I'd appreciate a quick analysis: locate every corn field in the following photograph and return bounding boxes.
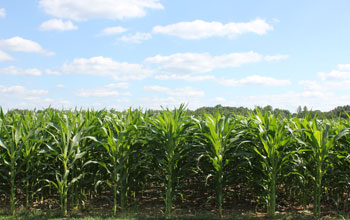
[0,105,350,218]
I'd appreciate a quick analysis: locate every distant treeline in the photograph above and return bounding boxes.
[5,104,350,119]
[189,104,350,119]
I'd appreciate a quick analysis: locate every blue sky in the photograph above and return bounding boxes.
[1,0,350,112]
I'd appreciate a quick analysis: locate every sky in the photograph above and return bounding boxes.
[1,0,350,112]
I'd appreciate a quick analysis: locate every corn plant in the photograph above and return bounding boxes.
[195,111,242,217]
[335,116,350,212]
[144,104,194,217]
[99,109,144,215]
[0,111,23,215]
[248,110,294,217]
[18,111,45,208]
[293,116,348,217]
[44,110,97,216]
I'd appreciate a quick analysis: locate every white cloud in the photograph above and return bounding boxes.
[60,56,153,81]
[56,84,65,88]
[0,85,48,96]
[144,85,170,92]
[19,98,72,109]
[0,8,5,18]
[39,0,163,21]
[39,19,78,31]
[77,90,119,98]
[145,51,262,74]
[218,75,291,86]
[0,85,74,110]
[234,90,347,112]
[169,87,205,97]
[77,83,130,97]
[152,18,273,39]
[317,64,350,81]
[312,64,350,94]
[215,97,226,102]
[264,54,289,61]
[0,37,54,56]
[318,70,350,80]
[337,64,350,71]
[309,64,350,89]
[145,52,288,75]
[0,66,42,76]
[298,80,323,91]
[155,74,215,81]
[323,80,350,89]
[99,26,127,36]
[104,82,129,89]
[144,86,205,97]
[45,69,61,75]
[229,73,350,111]
[301,73,350,91]
[0,50,14,61]
[119,32,152,43]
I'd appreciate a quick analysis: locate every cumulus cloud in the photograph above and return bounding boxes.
[45,69,61,75]
[318,64,350,80]
[144,86,205,97]
[155,74,215,81]
[232,72,350,111]
[39,0,163,21]
[318,70,350,80]
[152,18,273,39]
[59,56,153,81]
[0,84,75,110]
[39,19,78,31]
[218,75,291,86]
[155,73,290,86]
[298,80,324,91]
[234,89,347,112]
[77,90,119,98]
[338,64,350,71]
[0,50,14,61]
[144,86,171,92]
[145,52,262,74]
[0,85,48,96]
[215,97,226,102]
[0,37,54,56]
[77,83,130,97]
[145,52,288,75]
[99,26,127,36]
[0,8,5,18]
[301,66,350,90]
[0,66,42,76]
[104,82,129,89]
[118,32,152,43]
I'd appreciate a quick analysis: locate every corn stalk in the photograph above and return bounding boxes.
[44,111,97,216]
[248,110,295,217]
[196,111,242,217]
[144,104,193,218]
[293,116,348,217]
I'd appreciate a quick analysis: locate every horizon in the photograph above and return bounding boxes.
[2,103,348,115]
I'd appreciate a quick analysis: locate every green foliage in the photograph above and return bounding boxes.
[195,110,243,217]
[99,109,145,215]
[0,105,350,218]
[142,104,196,217]
[247,109,297,217]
